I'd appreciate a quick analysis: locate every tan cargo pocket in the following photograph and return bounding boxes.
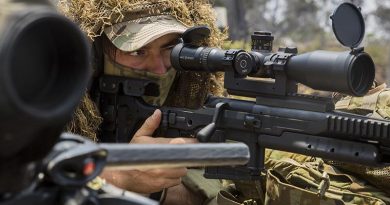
[265,169,342,205]
[264,159,388,205]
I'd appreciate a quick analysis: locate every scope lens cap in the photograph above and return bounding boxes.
[331,2,365,48]
[182,26,211,44]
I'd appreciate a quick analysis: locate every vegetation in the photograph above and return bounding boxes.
[213,0,390,84]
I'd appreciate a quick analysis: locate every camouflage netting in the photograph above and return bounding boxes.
[325,161,390,196]
[59,0,228,108]
[58,0,226,47]
[65,93,102,141]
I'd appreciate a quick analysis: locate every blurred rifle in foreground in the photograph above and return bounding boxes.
[0,0,249,204]
[97,3,390,181]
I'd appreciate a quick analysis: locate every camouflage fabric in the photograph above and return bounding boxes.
[182,169,223,205]
[263,150,390,205]
[217,83,390,205]
[261,83,390,205]
[265,169,386,205]
[217,150,390,205]
[262,83,390,205]
[328,83,390,196]
[104,15,187,52]
[335,83,390,119]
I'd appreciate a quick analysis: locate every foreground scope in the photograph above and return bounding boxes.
[171,32,375,97]
[0,1,90,160]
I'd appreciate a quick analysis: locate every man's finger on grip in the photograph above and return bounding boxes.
[169,137,198,144]
[147,167,187,178]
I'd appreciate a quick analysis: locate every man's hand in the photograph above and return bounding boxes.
[101,109,198,194]
[131,109,197,145]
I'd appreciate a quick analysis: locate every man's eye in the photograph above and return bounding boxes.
[163,45,176,50]
[125,49,147,56]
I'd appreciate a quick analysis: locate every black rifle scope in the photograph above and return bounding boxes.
[0,1,90,161]
[0,0,90,193]
[171,31,374,97]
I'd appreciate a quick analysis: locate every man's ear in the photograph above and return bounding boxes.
[88,36,104,101]
[92,36,104,78]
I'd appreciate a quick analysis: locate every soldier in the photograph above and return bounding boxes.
[61,1,390,205]
[60,0,226,204]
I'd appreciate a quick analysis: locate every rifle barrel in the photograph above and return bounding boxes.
[100,143,250,170]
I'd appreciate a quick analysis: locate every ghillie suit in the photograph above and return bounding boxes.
[65,93,102,141]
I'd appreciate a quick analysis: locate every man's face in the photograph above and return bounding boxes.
[113,33,180,74]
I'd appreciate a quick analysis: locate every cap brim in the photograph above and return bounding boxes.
[104,15,187,52]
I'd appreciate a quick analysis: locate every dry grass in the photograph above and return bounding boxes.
[65,94,102,141]
[58,0,227,47]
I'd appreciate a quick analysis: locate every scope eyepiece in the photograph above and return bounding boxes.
[171,43,254,76]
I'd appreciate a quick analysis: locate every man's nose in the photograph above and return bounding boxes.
[146,53,167,74]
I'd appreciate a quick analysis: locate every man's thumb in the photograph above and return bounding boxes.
[133,109,161,138]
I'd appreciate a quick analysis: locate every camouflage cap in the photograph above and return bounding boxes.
[104,15,187,52]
